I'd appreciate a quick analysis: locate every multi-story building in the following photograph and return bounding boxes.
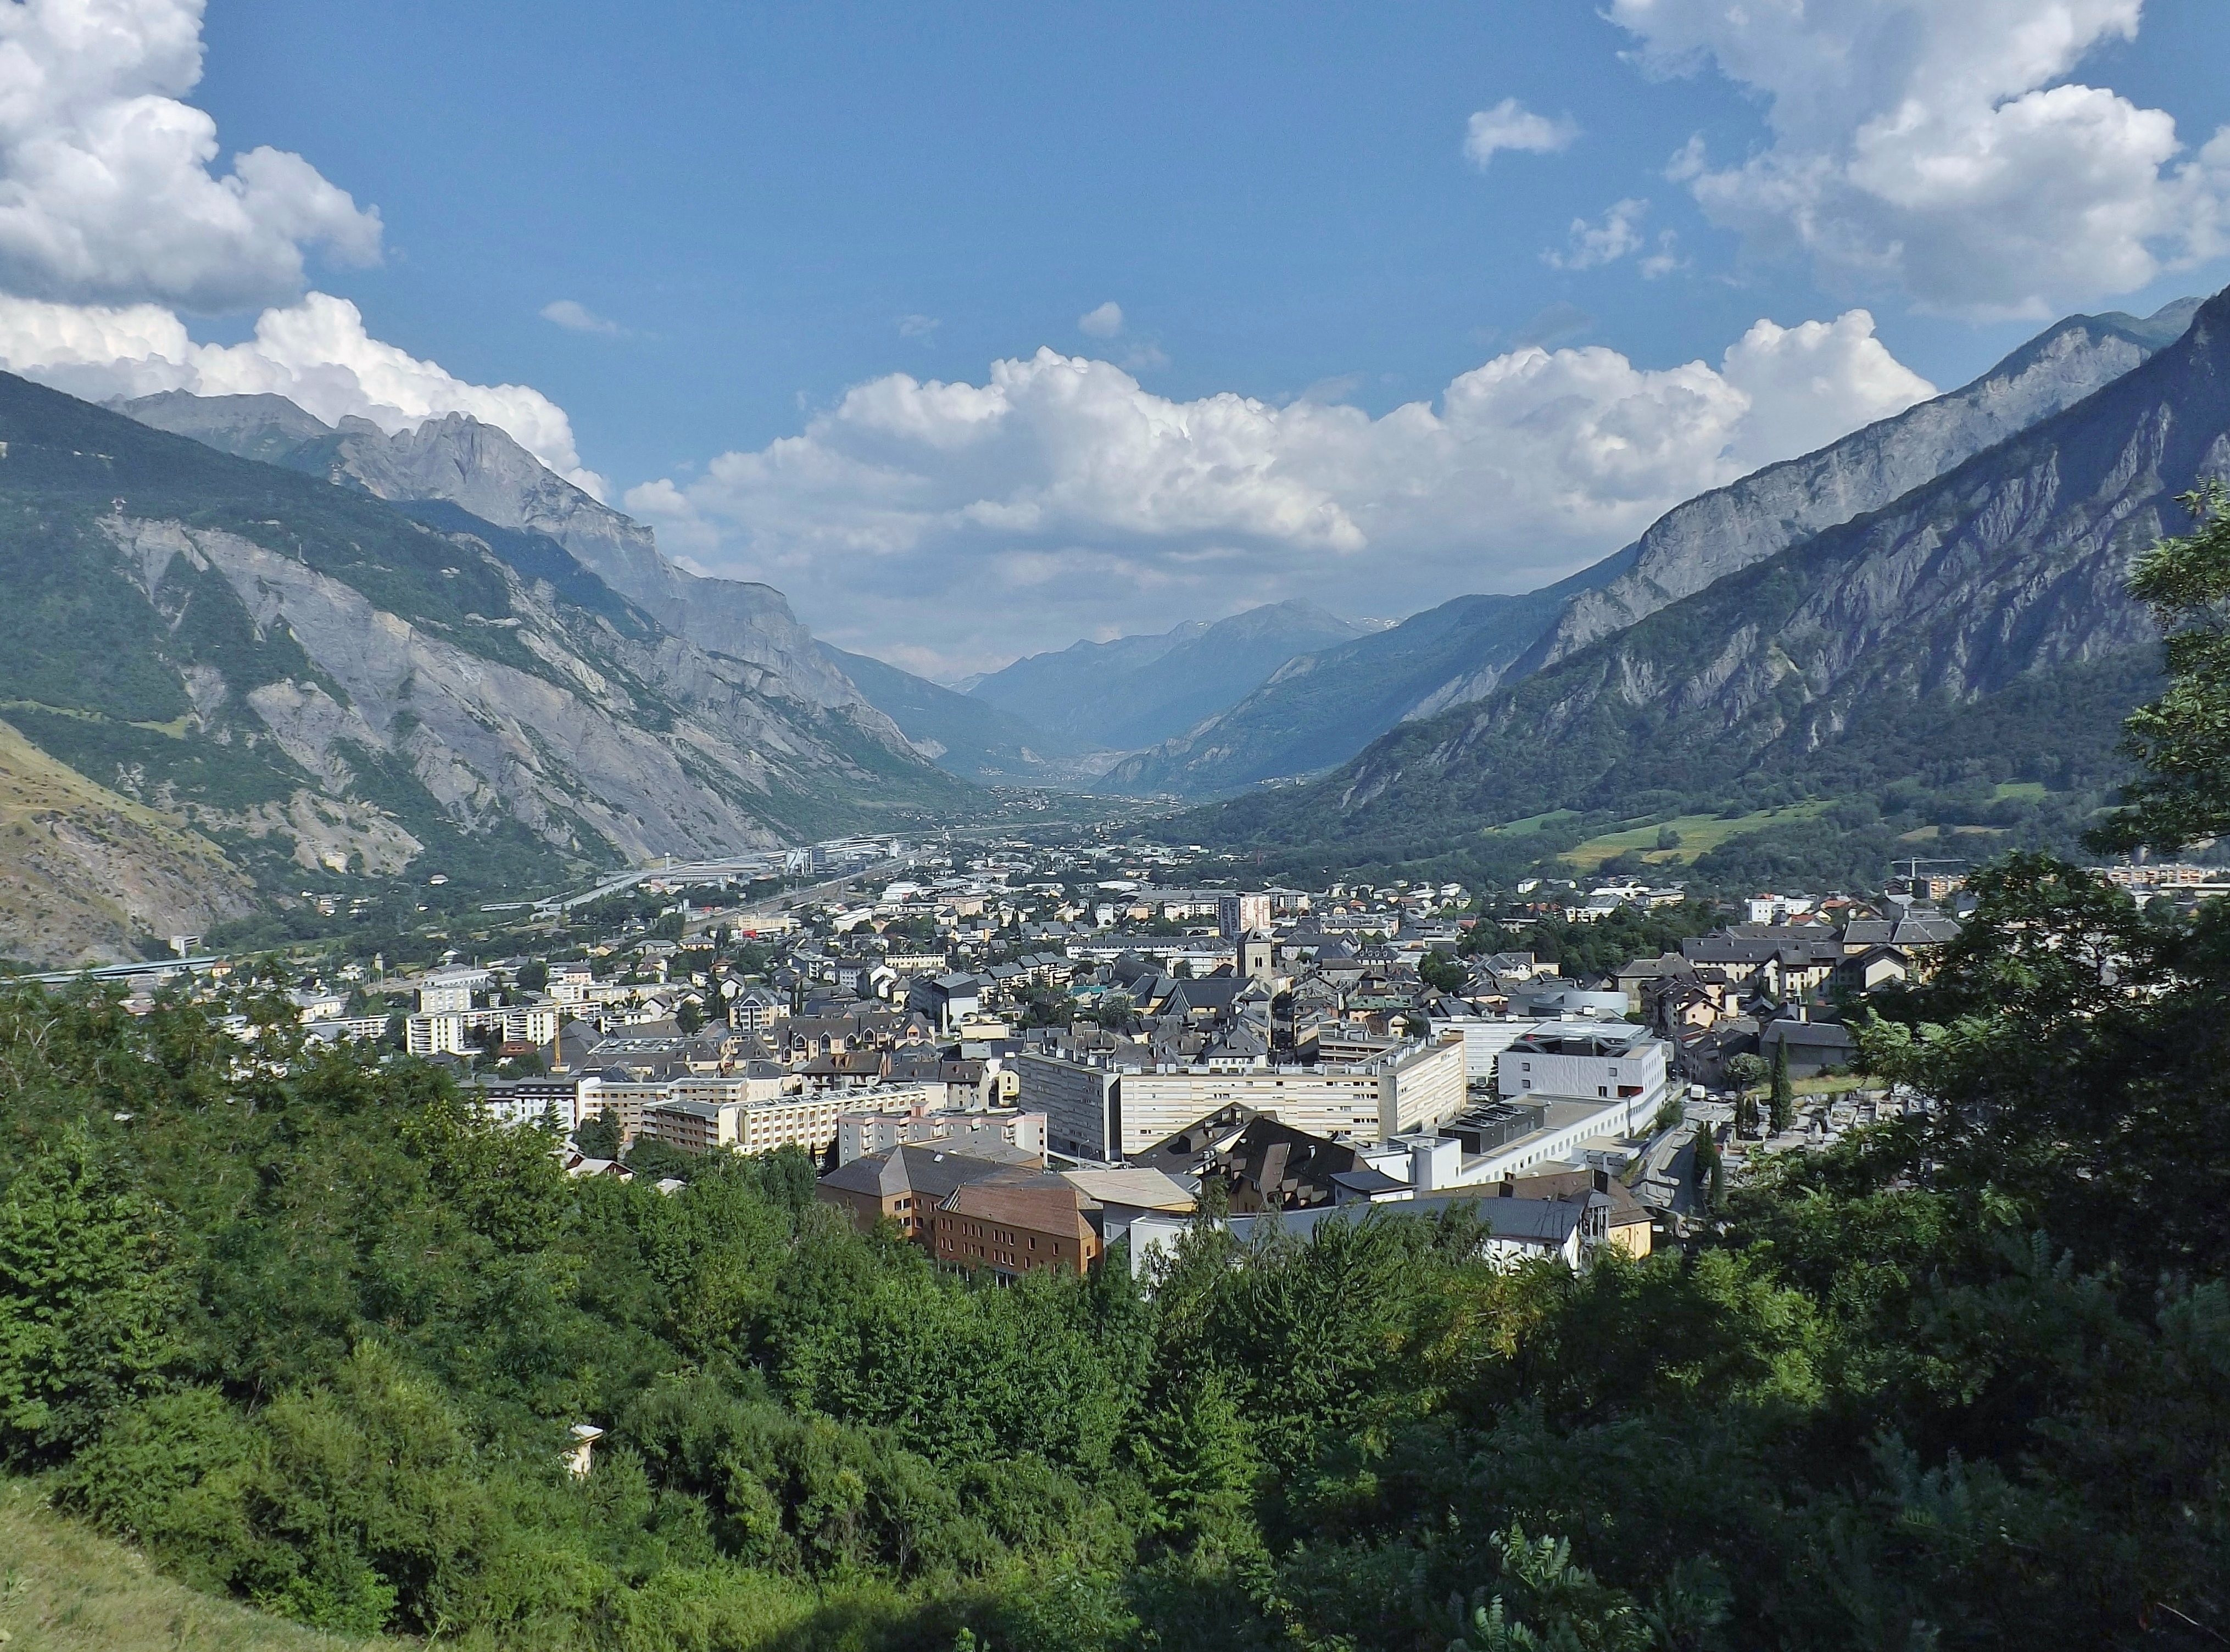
[1496,1023,1669,1130]
[835,1104,1048,1165]
[415,967,489,1015]
[929,1170,1104,1279]
[1022,1034,1466,1162]
[816,1141,1037,1244]
[1217,892,1273,939]
[404,1001,558,1058]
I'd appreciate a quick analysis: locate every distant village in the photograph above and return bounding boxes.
[81,834,2230,1282]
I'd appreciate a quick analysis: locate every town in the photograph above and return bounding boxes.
[70,828,2229,1288]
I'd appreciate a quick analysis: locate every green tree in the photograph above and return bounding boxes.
[2089,482,2230,852]
[676,998,704,1036]
[575,1106,621,1158]
[1768,1041,1794,1136]
[1136,1369,1258,1550]
[1726,1053,1765,1137]
[0,1130,184,1464]
[1419,949,1469,995]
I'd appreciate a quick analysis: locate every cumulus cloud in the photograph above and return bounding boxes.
[0,0,380,311]
[0,289,605,495]
[626,311,1934,670]
[1464,98,1580,169]
[1078,301,1124,338]
[541,298,622,336]
[1545,199,1649,270]
[1612,0,2230,319]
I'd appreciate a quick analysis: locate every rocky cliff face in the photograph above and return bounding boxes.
[0,375,968,927]
[1518,296,2201,677]
[119,394,883,723]
[0,715,254,967]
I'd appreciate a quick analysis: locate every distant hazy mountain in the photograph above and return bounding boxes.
[1106,295,2200,801]
[1197,286,2230,875]
[969,600,1378,751]
[813,643,1110,786]
[0,374,968,962]
[1095,552,1633,797]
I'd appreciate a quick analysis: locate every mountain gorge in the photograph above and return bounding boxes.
[0,376,969,963]
[1196,290,2230,882]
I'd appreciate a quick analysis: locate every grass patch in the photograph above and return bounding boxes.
[1481,808,1583,839]
[0,1478,400,1651]
[1895,823,2008,842]
[1561,802,1830,870]
[1993,780,2048,801]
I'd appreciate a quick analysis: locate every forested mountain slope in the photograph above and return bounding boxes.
[0,375,968,950]
[1096,552,1632,797]
[1195,287,2230,881]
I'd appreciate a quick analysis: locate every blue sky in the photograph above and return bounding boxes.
[5,1,2230,672]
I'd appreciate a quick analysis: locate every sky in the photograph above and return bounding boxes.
[3,1,2230,678]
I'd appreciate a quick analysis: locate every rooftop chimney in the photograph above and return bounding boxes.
[1499,1175,1515,1198]
[1593,1167,1610,1194]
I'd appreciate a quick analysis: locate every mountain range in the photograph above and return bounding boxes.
[1105,295,2201,800]
[1192,290,2230,885]
[0,376,972,965]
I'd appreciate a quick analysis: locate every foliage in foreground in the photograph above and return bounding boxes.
[0,879,2225,1651]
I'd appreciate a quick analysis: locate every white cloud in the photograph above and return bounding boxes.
[1078,301,1124,338]
[0,289,605,495]
[897,312,940,339]
[627,312,1933,669]
[1638,231,1687,280]
[1545,199,1649,271]
[541,298,622,336]
[0,0,380,311]
[1464,98,1580,169]
[1611,0,2230,319]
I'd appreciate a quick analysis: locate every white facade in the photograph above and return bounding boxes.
[1497,1030,1669,1124]
[1434,1015,1548,1080]
[1023,1035,1467,1161]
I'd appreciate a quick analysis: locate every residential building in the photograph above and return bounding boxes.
[1021,1033,1465,1161]
[816,1142,1037,1244]
[931,1169,1105,1278]
[1218,892,1273,939]
[836,1104,1048,1165]
[416,967,489,1015]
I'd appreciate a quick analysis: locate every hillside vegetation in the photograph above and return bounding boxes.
[0,1479,400,1652]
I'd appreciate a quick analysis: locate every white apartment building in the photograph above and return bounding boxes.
[1496,1024,1669,1130]
[404,1002,559,1058]
[1023,1034,1466,1162]
[415,967,490,1015]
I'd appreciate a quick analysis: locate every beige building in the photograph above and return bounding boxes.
[1023,1034,1466,1162]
